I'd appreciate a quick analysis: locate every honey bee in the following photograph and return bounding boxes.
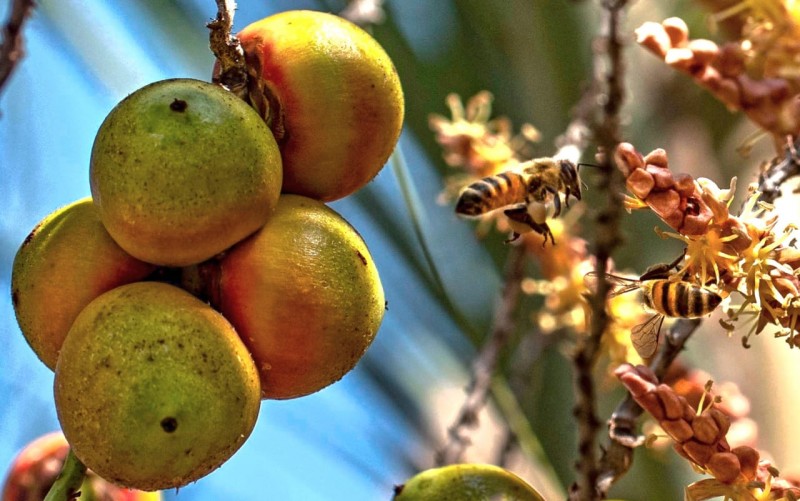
[455,157,582,243]
[585,262,722,358]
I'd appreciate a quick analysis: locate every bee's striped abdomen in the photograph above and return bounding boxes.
[455,172,528,216]
[645,280,722,318]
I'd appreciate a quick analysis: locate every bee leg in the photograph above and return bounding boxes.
[547,186,562,218]
[503,206,556,246]
[538,222,555,247]
[503,206,531,242]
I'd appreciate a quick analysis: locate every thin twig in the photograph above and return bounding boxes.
[0,0,35,100]
[758,137,800,204]
[435,243,527,466]
[570,1,628,500]
[208,0,248,99]
[595,318,701,494]
[390,149,480,340]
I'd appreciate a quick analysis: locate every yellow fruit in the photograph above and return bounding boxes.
[11,198,156,370]
[211,194,385,399]
[237,10,404,202]
[90,78,282,266]
[393,464,545,501]
[54,282,261,491]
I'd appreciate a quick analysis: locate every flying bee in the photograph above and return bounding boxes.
[455,157,583,243]
[584,262,723,358]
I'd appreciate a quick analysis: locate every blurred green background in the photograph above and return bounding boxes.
[2,1,797,500]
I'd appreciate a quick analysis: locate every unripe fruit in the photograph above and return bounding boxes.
[393,464,545,501]
[210,194,385,399]
[55,282,261,491]
[90,78,283,266]
[1,432,161,501]
[11,198,156,370]
[237,10,404,202]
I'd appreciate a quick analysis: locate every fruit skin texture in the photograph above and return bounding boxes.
[54,282,261,491]
[90,78,283,266]
[213,194,385,399]
[1,431,161,501]
[393,464,545,501]
[238,10,404,202]
[11,198,156,370]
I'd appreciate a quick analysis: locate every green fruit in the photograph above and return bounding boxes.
[54,282,261,491]
[393,464,545,501]
[11,198,156,370]
[90,78,283,266]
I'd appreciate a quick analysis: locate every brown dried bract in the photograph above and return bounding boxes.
[614,143,712,236]
[635,17,800,139]
[616,363,759,485]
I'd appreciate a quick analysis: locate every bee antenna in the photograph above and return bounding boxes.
[574,162,597,192]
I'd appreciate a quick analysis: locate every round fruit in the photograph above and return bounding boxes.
[90,78,283,266]
[1,431,161,501]
[210,194,385,399]
[237,10,404,202]
[11,198,156,370]
[393,464,545,501]
[54,282,261,491]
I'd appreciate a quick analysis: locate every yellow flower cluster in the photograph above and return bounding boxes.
[617,142,800,347]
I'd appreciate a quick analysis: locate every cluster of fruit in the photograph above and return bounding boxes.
[9,10,403,493]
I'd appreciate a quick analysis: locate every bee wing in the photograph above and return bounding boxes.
[631,314,664,359]
[583,271,640,298]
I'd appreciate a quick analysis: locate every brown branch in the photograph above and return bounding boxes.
[435,243,527,466]
[758,137,800,204]
[569,1,629,500]
[208,0,248,99]
[595,318,701,494]
[0,0,35,100]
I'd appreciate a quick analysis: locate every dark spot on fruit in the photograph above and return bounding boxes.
[184,448,193,455]
[157,338,165,345]
[21,225,39,247]
[161,417,178,433]
[170,99,188,112]
[147,354,154,362]
[393,484,405,496]
[355,250,367,266]
[11,290,18,307]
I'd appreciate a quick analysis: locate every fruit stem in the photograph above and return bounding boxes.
[208,0,248,99]
[43,448,87,501]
